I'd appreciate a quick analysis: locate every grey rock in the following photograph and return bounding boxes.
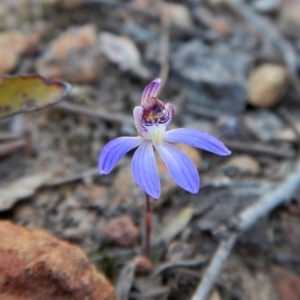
[171,40,252,113]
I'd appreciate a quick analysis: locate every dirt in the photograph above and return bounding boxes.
[1,0,300,299]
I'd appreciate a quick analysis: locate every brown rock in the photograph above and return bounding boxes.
[133,255,153,274]
[0,221,116,300]
[102,215,139,247]
[247,64,288,108]
[269,265,300,300]
[36,25,100,83]
[281,211,300,253]
[0,31,27,76]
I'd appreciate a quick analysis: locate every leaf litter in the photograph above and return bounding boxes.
[1,1,300,299]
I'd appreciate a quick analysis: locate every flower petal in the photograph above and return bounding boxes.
[159,103,174,128]
[156,142,200,194]
[145,123,166,146]
[132,141,160,199]
[164,128,231,156]
[141,78,161,105]
[99,137,142,174]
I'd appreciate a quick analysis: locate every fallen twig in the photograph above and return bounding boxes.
[0,131,20,141]
[45,167,100,187]
[191,159,300,300]
[223,139,295,158]
[0,139,27,157]
[55,101,134,125]
[234,161,300,232]
[191,234,238,300]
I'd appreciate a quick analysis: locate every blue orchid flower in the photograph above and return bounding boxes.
[99,78,231,200]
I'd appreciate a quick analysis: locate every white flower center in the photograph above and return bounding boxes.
[145,124,166,146]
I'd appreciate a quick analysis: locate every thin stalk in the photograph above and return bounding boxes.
[143,193,152,258]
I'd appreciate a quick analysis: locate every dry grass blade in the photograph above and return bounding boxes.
[153,256,208,277]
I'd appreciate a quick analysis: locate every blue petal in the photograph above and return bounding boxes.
[131,141,160,200]
[141,78,161,105]
[164,128,231,156]
[99,137,142,174]
[156,142,200,194]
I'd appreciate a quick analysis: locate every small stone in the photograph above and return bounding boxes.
[62,227,86,242]
[0,221,116,300]
[247,64,288,108]
[102,215,139,247]
[36,25,100,83]
[208,290,222,300]
[222,155,260,177]
[133,255,153,274]
[272,123,300,142]
[165,2,193,29]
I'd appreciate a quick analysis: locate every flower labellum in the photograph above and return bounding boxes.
[99,78,231,200]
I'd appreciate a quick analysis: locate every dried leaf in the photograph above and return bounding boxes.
[0,74,70,119]
[0,173,53,211]
[116,261,135,300]
[99,32,150,78]
[154,206,194,245]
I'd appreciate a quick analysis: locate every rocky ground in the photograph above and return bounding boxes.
[1,0,300,299]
